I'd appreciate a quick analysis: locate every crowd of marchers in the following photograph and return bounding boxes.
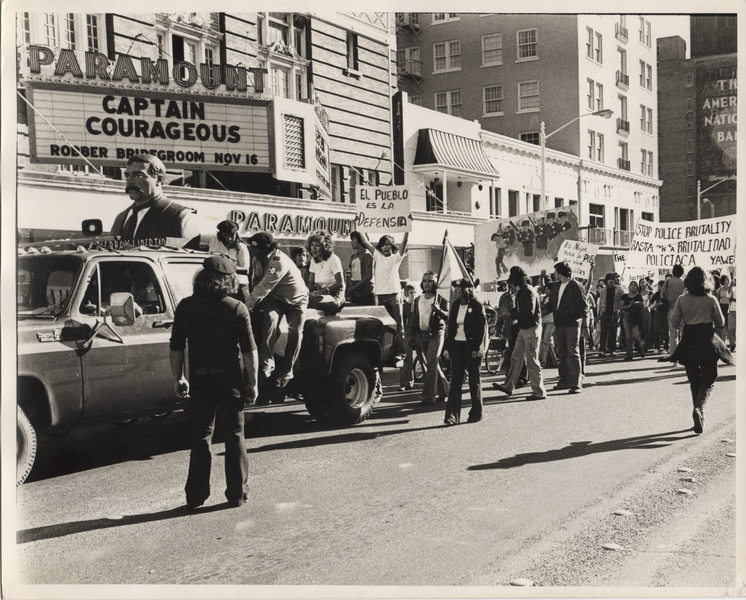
[114,152,735,510]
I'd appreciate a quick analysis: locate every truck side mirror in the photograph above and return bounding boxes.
[109,292,137,326]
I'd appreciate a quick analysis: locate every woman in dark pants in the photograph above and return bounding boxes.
[665,267,734,434]
[442,278,488,425]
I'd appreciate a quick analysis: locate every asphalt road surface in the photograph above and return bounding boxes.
[10,350,740,595]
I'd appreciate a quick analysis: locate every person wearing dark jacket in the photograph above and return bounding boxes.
[442,278,488,425]
[549,261,588,393]
[492,266,546,399]
[409,272,450,405]
[664,266,734,433]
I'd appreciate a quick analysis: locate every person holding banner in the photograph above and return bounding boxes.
[346,231,375,306]
[548,261,588,394]
[443,279,488,425]
[664,267,734,434]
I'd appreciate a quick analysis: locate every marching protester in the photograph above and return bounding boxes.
[346,231,375,306]
[307,230,346,312]
[112,154,199,244]
[548,261,588,394]
[597,272,623,357]
[443,278,487,425]
[649,281,670,353]
[169,256,258,509]
[492,266,546,400]
[717,274,733,343]
[664,266,734,434]
[200,220,251,302]
[662,263,686,358]
[619,280,647,361]
[359,231,410,362]
[409,272,450,405]
[400,284,419,391]
[245,232,308,388]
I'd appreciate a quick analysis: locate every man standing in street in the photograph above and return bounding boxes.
[346,231,375,306]
[111,154,199,245]
[662,263,686,357]
[492,266,546,400]
[245,232,309,388]
[169,256,258,509]
[200,220,251,302]
[549,261,588,394]
[597,272,623,357]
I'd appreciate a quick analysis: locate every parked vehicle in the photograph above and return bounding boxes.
[16,237,395,485]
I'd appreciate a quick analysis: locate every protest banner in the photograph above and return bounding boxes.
[475,207,578,284]
[354,185,411,233]
[557,240,599,279]
[625,215,735,272]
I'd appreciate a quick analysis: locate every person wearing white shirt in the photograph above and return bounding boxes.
[200,220,251,301]
[307,230,345,312]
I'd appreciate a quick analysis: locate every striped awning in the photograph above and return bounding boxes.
[414,129,500,178]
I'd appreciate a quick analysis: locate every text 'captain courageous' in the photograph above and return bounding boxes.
[85,95,241,142]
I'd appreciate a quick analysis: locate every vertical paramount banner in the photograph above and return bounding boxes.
[355,186,411,233]
[475,207,579,284]
[626,216,736,272]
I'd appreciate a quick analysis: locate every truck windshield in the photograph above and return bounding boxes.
[18,255,84,318]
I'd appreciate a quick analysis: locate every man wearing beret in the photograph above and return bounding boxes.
[200,220,251,301]
[111,154,199,245]
[170,256,258,509]
[245,232,309,388]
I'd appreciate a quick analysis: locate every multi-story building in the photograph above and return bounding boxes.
[396,13,662,246]
[657,15,737,222]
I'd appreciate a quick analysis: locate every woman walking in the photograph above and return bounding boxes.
[620,280,646,361]
[442,278,487,425]
[665,267,734,434]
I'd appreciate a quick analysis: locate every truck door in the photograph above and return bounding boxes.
[76,259,177,420]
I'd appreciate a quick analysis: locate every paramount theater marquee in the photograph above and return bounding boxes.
[21,45,331,196]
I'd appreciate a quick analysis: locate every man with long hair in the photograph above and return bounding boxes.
[170,256,258,509]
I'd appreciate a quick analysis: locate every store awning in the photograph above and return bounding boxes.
[414,129,500,178]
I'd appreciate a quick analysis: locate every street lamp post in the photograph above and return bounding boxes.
[701,198,714,219]
[697,179,729,220]
[540,109,613,212]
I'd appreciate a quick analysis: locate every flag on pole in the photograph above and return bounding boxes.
[436,231,474,300]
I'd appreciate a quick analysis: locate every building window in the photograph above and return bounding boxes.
[588,130,596,159]
[64,14,76,50]
[596,83,604,111]
[587,78,595,110]
[586,27,594,59]
[687,205,694,220]
[346,32,359,70]
[687,162,693,176]
[86,14,99,51]
[270,66,290,98]
[555,197,564,208]
[640,104,646,131]
[687,183,693,198]
[687,120,693,129]
[645,21,652,47]
[639,17,645,43]
[267,13,289,45]
[619,94,628,120]
[639,60,645,87]
[647,151,654,176]
[435,90,462,117]
[484,85,504,115]
[646,64,652,90]
[517,28,538,60]
[596,32,603,63]
[686,98,693,112]
[589,203,604,229]
[409,95,422,106]
[22,12,31,44]
[156,34,164,58]
[518,80,539,112]
[687,139,693,153]
[646,108,653,133]
[433,40,461,72]
[43,13,58,46]
[597,133,604,162]
[686,72,693,86]
[641,149,647,174]
[642,211,654,222]
[490,187,501,217]
[520,132,539,145]
[433,13,459,23]
[508,190,519,217]
[482,33,503,66]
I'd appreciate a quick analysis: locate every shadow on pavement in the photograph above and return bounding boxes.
[17,503,231,544]
[467,429,697,471]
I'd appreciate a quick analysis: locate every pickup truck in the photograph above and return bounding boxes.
[16,241,395,485]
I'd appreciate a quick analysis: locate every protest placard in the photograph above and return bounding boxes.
[557,240,599,279]
[625,215,735,271]
[354,185,411,233]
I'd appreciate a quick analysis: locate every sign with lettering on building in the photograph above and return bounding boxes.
[26,83,273,172]
[355,186,412,233]
[626,216,735,271]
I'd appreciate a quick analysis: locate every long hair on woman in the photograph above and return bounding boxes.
[193,268,238,296]
[307,230,333,261]
[375,234,398,254]
[683,266,714,297]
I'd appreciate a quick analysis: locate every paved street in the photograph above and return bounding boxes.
[11,350,738,592]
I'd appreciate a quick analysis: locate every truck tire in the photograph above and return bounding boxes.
[326,352,376,424]
[17,406,37,486]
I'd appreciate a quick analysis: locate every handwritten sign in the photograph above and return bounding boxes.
[626,216,735,271]
[557,240,599,279]
[355,185,411,233]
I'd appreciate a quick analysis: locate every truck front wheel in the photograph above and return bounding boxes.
[327,352,376,424]
[17,406,37,486]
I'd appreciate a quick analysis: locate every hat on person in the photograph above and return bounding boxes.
[521,220,530,226]
[203,255,236,275]
[451,278,474,289]
[246,232,275,248]
[217,220,239,233]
